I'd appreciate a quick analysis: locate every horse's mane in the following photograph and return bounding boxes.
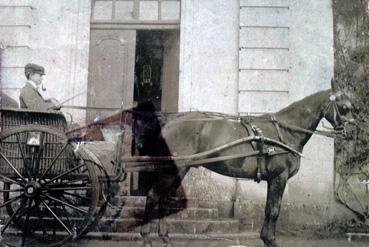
[164,89,331,124]
[276,89,331,117]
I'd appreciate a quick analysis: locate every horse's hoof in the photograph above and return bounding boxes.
[143,241,152,247]
[264,241,282,247]
[275,241,283,247]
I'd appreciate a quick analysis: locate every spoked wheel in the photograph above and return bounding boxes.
[72,146,112,231]
[0,125,100,247]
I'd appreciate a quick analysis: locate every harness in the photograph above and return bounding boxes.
[124,91,353,183]
[240,118,289,183]
[240,92,353,183]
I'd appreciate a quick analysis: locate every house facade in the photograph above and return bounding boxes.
[0,0,355,229]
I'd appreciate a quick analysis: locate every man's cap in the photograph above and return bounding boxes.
[24,63,45,77]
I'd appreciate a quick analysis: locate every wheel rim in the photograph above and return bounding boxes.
[0,125,100,247]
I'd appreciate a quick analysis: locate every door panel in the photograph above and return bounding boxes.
[162,30,180,112]
[87,30,136,122]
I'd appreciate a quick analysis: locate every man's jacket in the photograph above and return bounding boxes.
[19,83,56,111]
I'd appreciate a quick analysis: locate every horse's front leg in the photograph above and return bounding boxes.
[261,171,288,247]
[140,171,184,247]
[158,204,173,247]
[140,191,158,247]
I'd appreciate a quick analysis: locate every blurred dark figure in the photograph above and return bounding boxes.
[132,101,186,247]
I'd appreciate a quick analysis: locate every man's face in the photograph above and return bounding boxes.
[29,72,43,86]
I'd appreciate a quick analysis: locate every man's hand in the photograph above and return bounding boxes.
[50,97,62,110]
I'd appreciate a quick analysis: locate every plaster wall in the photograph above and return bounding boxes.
[0,0,91,124]
[237,0,336,203]
[179,0,355,228]
[0,0,32,100]
[178,0,240,114]
[0,0,356,229]
[30,0,91,124]
[178,0,240,207]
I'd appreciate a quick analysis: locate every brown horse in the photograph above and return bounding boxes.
[136,80,355,247]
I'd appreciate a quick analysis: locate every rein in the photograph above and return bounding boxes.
[271,94,349,139]
[273,118,341,138]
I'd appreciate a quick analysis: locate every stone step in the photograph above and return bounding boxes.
[112,196,146,207]
[165,219,239,234]
[0,215,239,235]
[104,206,219,219]
[3,228,259,242]
[82,231,260,241]
[96,218,240,234]
[111,196,219,209]
[95,217,141,232]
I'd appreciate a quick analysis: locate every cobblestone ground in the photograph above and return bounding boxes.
[65,235,369,247]
[2,231,369,246]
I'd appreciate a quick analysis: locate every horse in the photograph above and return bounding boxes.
[134,79,355,247]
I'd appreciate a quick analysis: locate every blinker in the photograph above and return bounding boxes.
[329,91,344,102]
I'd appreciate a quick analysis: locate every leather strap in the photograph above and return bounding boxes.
[271,114,285,144]
[241,118,258,150]
[253,125,264,183]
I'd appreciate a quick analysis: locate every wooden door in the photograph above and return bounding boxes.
[87,30,136,122]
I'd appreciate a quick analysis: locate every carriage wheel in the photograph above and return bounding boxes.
[72,145,112,231]
[0,125,100,247]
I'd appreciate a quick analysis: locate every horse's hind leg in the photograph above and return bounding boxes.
[260,171,288,247]
[141,222,152,247]
[158,210,173,247]
[140,171,184,247]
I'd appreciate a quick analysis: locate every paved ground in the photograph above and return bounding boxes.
[68,238,369,247]
[64,232,369,247]
[3,231,369,246]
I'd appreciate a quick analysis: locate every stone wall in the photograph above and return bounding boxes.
[0,0,32,100]
[0,0,362,231]
[178,0,240,114]
[0,0,91,124]
[179,0,357,231]
[31,0,91,124]
[178,0,240,209]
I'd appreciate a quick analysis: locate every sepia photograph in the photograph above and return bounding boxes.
[0,0,369,246]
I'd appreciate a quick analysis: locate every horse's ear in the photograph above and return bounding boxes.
[341,86,355,101]
[331,78,340,93]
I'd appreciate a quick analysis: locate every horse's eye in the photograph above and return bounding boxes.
[340,104,352,114]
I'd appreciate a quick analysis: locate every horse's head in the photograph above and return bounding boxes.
[133,101,162,155]
[322,79,356,138]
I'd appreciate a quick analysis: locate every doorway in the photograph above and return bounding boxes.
[134,30,180,113]
[132,30,180,195]
[87,29,180,122]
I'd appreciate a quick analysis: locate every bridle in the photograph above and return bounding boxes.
[321,91,356,139]
[269,91,355,140]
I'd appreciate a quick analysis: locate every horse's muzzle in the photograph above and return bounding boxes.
[335,121,357,140]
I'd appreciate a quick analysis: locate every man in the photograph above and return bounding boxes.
[19,63,61,111]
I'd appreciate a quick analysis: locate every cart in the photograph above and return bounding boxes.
[0,107,299,247]
[0,108,112,247]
